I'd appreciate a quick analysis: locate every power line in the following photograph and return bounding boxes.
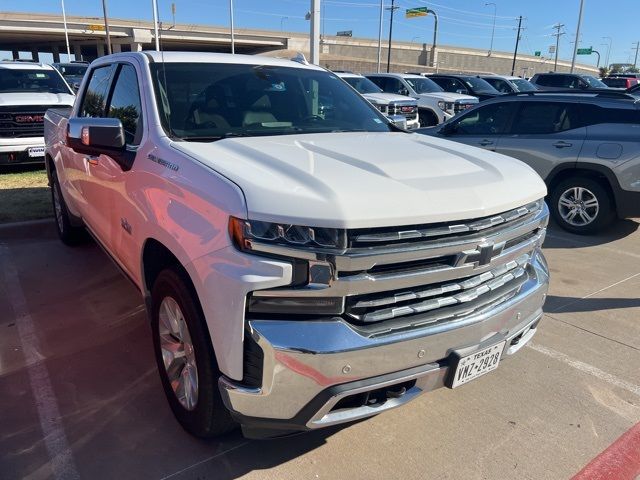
[551,22,565,71]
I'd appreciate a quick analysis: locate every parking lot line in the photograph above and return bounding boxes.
[527,342,640,397]
[0,245,80,480]
[570,421,640,480]
[158,441,250,480]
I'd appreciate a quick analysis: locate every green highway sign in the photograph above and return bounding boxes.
[406,7,428,18]
[534,51,541,57]
[577,47,593,55]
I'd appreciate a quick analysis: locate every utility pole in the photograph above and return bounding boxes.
[511,16,522,76]
[485,3,496,56]
[602,36,612,69]
[229,0,235,54]
[101,0,112,55]
[61,0,71,59]
[386,0,399,73]
[152,0,160,51]
[633,41,640,69]
[570,0,584,73]
[376,0,384,72]
[552,23,565,72]
[310,0,320,64]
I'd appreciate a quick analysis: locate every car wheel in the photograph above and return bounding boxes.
[151,267,237,438]
[418,109,439,127]
[51,170,87,245]
[550,177,614,234]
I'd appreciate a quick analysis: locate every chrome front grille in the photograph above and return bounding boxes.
[0,106,48,138]
[249,201,548,334]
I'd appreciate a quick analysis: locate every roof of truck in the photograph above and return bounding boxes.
[0,61,54,70]
[136,51,325,70]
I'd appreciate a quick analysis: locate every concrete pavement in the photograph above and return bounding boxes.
[1,219,639,480]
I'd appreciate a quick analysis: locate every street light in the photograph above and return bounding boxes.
[570,0,585,73]
[60,0,71,60]
[280,16,288,31]
[485,2,496,57]
[602,36,612,68]
[229,0,235,54]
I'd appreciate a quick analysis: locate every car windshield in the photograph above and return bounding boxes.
[404,77,443,93]
[0,68,72,94]
[581,75,608,88]
[462,76,499,93]
[57,65,88,77]
[342,76,382,94]
[150,63,393,141]
[511,79,537,91]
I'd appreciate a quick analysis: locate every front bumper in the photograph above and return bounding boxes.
[219,251,549,438]
[0,137,45,164]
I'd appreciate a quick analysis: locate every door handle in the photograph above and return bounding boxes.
[84,155,99,166]
[478,139,494,146]
[553,141,573,148]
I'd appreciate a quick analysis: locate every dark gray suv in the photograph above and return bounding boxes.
[418,91,640,234]
[530,72,608,91]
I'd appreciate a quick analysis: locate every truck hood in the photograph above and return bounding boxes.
[172,132,546,228]
[362,92,416,104]
[417,92,477,103]
[0,92,75,107]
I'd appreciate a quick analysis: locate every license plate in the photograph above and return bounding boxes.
[28,146,45,158]
[449,341,506,388]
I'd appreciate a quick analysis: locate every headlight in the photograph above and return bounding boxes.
[438,100,446,110]
[229,217,347,251]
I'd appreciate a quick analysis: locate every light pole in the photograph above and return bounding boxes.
[570,0,585,73]
[485,2,496,57]
[152,0,160,51]
[61,0,71,60]
[229,0,235,54]
[310,0,320,65]
[386,0,398,72]
[511,15,522,76]
[602,36,612,69]
[101,0,112,55]
[376,0,384,73]
[280,16,288,32]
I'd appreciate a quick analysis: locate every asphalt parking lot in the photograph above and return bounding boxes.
[1,218,639,480]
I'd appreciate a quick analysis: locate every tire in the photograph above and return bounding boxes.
[549,177,615,234]
[50,170,87,245]
[418,109,439,127]
[151,267,237,438]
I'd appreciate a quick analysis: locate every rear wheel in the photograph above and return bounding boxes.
[550,177,615,234]
[50,170,87,245]
[418,109,439,127]
[151,268,236,438]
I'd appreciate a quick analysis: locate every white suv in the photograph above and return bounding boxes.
[0,61,74,165]
[366,73,478,126]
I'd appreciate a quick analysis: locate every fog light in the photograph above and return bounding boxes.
[247,296,344,315]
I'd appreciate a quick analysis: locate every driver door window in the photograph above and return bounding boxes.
[453,102,514,135]
[106,64,144,146]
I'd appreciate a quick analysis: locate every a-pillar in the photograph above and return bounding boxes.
[52,46,61,63]
[11,49,19,60]
[73,44,82,61]
[129,42,143,52]
[96,42,105,57]
[112,44,122,53]
[31,48,40,62]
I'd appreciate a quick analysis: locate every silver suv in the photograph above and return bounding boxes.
[418,91,640,234]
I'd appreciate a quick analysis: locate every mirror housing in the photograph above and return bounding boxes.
[440,122,457,135]
[399,88,410,96]
[387,114,407,130]
[456,89,469,95]
[67,117,125,155]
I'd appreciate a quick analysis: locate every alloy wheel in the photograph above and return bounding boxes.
[558,186,599,227]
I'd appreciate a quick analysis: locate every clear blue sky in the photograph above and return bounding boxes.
[7,0,638,67]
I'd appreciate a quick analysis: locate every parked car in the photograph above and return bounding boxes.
[530,72,608,90]
[335,72,419,129]
[44,51,549,439]
[417,91,640,234]
[51,61,89,92]
[601,76,640,89]
[0,61,74,166]
[426,74,503,102]
[481,75,538,93]
[365,73,477,126]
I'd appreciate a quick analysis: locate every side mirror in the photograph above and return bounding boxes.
[71,82,81,93]
[440,122,457,135]
[399,88,410,96]
[456,89,469,95]
[580,82,590,89]
[67,117,125,155]
[388,114,407,130]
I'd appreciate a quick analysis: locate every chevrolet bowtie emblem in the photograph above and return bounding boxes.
[456,241,506,268]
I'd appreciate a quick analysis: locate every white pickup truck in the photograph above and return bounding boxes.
[0,61,74,165]
[44,52,549,439]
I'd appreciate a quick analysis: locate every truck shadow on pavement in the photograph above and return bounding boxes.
[544,295,640,314]
[543,219,639,249]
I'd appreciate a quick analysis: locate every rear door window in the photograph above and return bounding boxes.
[486,78,511,93]
[510,102,582,134]
[79,64,116,117]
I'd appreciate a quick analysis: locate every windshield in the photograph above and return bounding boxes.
[462,76,499,93]
[342,76,382,94]
[404,77,443,94]
[511,79,537,92]
[581,75,607,88]
[150,63,393,141]
[56,64,88,77]
[0,68,72,94]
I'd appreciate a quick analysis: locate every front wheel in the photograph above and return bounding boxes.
[51,170,87,245]
[151,268,236,438]
[418,109,439,127]
[549,177,615,234]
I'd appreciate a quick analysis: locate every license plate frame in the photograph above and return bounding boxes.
[448,341,506,388]
[28,146,45,158]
